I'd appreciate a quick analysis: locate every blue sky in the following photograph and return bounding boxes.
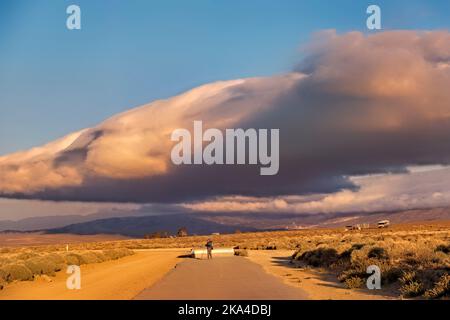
[1,0,450,155]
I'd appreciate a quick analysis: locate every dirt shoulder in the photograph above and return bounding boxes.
[0,249,185,300]
[247,250,398,300]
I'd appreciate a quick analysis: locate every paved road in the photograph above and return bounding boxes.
[135,256,308,300]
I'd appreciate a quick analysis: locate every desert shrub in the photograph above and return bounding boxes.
[15,252,39,261]
[352,244,365,250]
[45,253,65,266]
[367,247,389,260]
[291,250,301,260]
[383,267,403,284]
[401,256,422,268]
[424,273,450,299]
[0,257,12,266]
[79,252,102,264]
[234,249,248,257]
[337,265,366,283]
[64,253,82,266]
[338,249,353,261]
[299,248,339,268]
[93,251,107,262]
[400,281,425,298]
[24,256,61,276]
[104,249,123,260]
[0,277,5,290]
[435,244,450,254]
[400,271,425,298]
[118,248,134,257]
[338,244,365,264]
[1,264,33,282]
[23,259,44,275]
[344,276,365,289]
[0,268,6,281]
[417,269,447,290]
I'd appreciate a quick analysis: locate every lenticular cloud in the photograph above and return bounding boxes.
[1,30,450,203]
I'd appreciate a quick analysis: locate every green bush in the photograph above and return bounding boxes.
[1,264,33,282]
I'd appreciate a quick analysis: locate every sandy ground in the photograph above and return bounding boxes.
[247,250,397,300]
[0,232,129,247]
[0,249,185,300]
[0,249,400,300]
[136,256,308,300]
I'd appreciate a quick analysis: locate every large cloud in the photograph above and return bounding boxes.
[181,165,450,214]
[1,30,450,203]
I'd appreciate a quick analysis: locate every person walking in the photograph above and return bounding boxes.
[205,239,213,259]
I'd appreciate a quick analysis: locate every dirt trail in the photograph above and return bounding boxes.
[135,256,308,300]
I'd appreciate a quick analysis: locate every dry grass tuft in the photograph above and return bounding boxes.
[424,274,450,299]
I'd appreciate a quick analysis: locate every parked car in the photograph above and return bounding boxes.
[377,220,390,228]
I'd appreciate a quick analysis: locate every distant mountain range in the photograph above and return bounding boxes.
[0,215,92,232]
[1,207,449,237]
[46,214,260,237]
[0,209,147,232]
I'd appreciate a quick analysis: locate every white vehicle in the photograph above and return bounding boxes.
[377,220,390,228]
